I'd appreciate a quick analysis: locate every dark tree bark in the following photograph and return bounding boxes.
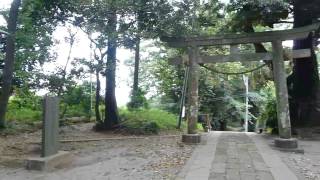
[132,35,140,100]
[129,8,143,109]
[104,8,119,129]
[290,0,320,127]
[95,66,101,122]
[0,0,21,128]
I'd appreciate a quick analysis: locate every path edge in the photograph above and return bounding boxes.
[248,133,298,180]
[176,131,221,180]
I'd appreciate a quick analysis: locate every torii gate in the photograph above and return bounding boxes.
[161,23,320,148]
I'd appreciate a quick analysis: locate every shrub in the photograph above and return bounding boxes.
[257,82,278,134]
[119,109,177,134]
[6,94,41,123]
[6,108,41,123]
[127,88,149,110]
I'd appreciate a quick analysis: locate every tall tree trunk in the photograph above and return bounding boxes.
[104,8,119,129]
[133,36,140,97]
[290,0,320,127]
[0,0,21,129]
[131,35,140,107]
[129,8,144,109]
[95,68,101,122]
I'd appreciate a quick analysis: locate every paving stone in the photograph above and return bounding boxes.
[211,163,226,173]
[228,154,238,159]
[215,150,225,154]
[209,133,275,180]
[226,162,240,169]
[227,158,239,163]
[209,173,226,180]
[256,170,274,180]
[214,155,228,163]
[240,172,256,180]
[239,163,255,173]
[239,154,251,163]
[253,161,269,171]
[226,168,240,180]
[250,152,264,162]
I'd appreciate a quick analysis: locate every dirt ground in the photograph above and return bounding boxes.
[261,131,320,180]
[2,123,320,180]
[0,123,195,180]
[279,138,320,180]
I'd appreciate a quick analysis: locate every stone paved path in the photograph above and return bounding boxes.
[209,133,273,180]
[178,132,298,180]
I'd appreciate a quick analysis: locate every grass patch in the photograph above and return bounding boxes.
[119,109,178,134]
[197,123,204,132]
[6,108,41,124]
[64,106,89,118]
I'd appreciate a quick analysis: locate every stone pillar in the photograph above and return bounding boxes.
[42,96,59,157]
[187,46,199,135]
[26,96,73,171]
[272,41,292,139]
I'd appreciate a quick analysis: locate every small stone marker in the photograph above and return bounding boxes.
[26,96,72,171]
[42,96,59,157]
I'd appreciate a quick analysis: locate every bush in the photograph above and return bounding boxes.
[257,82,278,133]
[119,109,178,134]
[127,88,149,110]
[6,94,42,124]
[6,108,41,124]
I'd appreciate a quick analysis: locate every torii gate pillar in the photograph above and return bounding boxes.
[272,41,298,149]
[187,46,200,134]
[182,46,201,143]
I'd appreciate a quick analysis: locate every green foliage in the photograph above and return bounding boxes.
[228,0,289,30]
[257,82,278,133]
[127,88,149,110]
[197,123,204,132]
[119,109,178,134]
[0,0,57,90]
[6,108,41,123]
[6,90,42,123]
[199,63,259,128]
[61,81,92,118]
[137,46,184,113]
